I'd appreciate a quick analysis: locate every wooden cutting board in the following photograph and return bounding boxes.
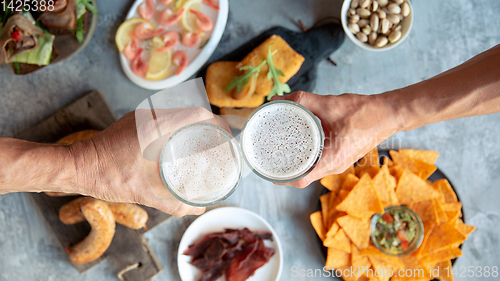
[16,90,171,280]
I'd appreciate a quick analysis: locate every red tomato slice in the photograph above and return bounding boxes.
[401,240,409,250]
[397,229,408,241]
[383,212,393,223]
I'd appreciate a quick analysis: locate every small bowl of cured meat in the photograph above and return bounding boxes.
[178,207,283,281]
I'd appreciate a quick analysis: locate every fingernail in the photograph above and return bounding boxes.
[270,95,284,101]
[190,207,205,215]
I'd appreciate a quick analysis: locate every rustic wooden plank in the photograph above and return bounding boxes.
[16,90,116,143]
[15,90,169,279]
[112,226,163,281]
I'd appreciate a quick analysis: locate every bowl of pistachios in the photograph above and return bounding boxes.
[341,0,413,51]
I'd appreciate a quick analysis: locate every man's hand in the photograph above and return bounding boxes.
[271,91,405,188]
[69,107,225,217]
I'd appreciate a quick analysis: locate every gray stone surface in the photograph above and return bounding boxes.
[0,0,499,280]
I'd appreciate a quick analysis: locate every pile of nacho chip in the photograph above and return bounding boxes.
[310,149,475,281]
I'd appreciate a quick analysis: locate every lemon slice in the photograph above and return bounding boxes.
[174,0,183,10]
[181,0,202,33]
[151,36,165,49]
[146,49,172,80]
[115,18,154,52]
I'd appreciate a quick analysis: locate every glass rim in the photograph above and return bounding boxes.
[240,100,325,183]
[370,205,425,257]
[159,122,243,207]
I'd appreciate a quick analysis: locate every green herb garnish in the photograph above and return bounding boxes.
[75,17,84,43]
[83,0,98,14]
[266,44,290,100]
[13,62,20,74]
[78,0,98,15]
[224,48,282,96]
[224,59,267,93]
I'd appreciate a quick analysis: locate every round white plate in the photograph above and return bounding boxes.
[120,0,229,90]
[178,207,283,281]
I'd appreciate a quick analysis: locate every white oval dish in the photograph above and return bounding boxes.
[120,0,229,90]
[341,0,413,52]
[177,207,283,281]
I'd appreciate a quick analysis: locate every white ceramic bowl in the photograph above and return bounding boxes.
[120,0,229,90]
[341,0,413,52]
[178,207,283,281]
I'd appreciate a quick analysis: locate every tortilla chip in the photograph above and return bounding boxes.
[324,229,352,253]
[325,247,351,269]
[337,215,371,250]
[372,165,399,207]
[237,35,305,97]
[352,244,371,271]
[433,179,458,203]
[327,194,345,228]
[360,246,404,269]
[341,174,360,191]
[396,169,439,204]
[336,174,384,219]
[390,150,437,180]
[420,223,466,257]
[420,248,462,265]
[320,166,355,194]
[433,198,449,223]
[339,189,350,201]
[365,259,391,281]
[320,193,331,227]
[388,163,405,180]
[206,61,266,108]
[443,202,462,222]
[326,222,340,238]
[409,200,438,226]
[456,219,476,237]
[431,182,446,204]
[398,149,439,165]
[310,211,326,241]
[415,222,435,257]
[449,217,459,228]
[435,260,454,281]
[393,255,432,280]
[382,156,393,167]
[355,148,380,178]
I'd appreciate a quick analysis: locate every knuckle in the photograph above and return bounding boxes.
[192,106,212,120]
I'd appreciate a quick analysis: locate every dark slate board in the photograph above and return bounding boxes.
[196,20,345,114]
[16,90,169,280]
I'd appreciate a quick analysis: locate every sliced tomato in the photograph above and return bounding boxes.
[383,212,393,223]
[396,229,408,241]
[401,240,409,250]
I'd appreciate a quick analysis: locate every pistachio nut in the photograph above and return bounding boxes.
[375,36,388,47]
[356,32,368,42]
[387,3,401,14]
[401,1,410,17]
[348,23,360,34]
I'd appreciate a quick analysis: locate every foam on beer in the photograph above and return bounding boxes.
[161,124,241,204]
[242,102,322,180]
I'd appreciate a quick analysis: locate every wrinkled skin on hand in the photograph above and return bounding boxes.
[68,107,229,217]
